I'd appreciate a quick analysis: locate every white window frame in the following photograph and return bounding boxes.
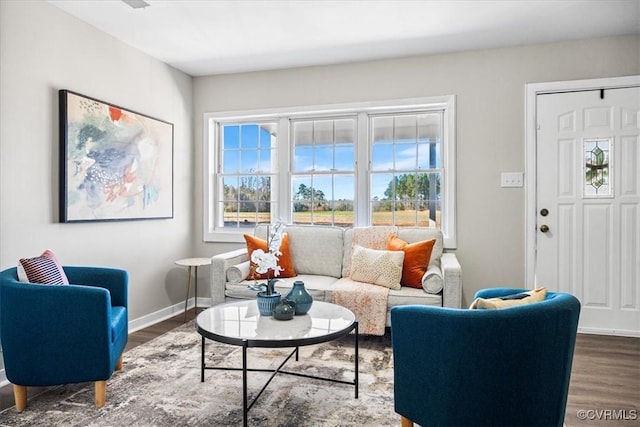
[203,96,457,247]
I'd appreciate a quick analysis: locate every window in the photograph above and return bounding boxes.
[291,118,356,226]
[216,123,278,228]
[370,113,443,227]
[204,96,456,247]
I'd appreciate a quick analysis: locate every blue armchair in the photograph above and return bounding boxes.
[0,266,128,411]
[391,288,580,427]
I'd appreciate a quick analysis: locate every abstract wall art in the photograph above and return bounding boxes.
[59,90,174,222]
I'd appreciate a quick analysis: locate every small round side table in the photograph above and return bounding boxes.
[175,257,211,320]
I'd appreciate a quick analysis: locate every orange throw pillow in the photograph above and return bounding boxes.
[244,233,297,280]
[387,235,435,288]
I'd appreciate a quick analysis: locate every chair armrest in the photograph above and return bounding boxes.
[63,266,128,308]
[210,248,249,306]
[441,252,462,308]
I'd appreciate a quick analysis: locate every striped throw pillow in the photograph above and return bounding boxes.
[19,257,67,285]
[17,249,69,284]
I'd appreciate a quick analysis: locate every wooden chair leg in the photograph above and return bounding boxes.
[13,384,27,412]
[94,380,106,408]
[401,415,414,427]
[116,354,123,371]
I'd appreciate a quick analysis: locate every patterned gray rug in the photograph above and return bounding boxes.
[0,321,397,426]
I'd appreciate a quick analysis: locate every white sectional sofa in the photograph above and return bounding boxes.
[210,225,462,325]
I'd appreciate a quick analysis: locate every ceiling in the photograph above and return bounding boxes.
[47,0,640,77]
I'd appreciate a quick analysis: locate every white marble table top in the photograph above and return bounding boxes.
[175,257,211,267]
[196,300,356,346]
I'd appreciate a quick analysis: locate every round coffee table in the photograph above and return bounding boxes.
[196,300,359,427]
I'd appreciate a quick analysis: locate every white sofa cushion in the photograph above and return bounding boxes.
[254,224,344,278]
[281,225,344,278]
[388,285,443,306]
[385,285,444,324]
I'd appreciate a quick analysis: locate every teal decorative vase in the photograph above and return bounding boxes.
[256,291,281,316]
[273,299,296,320]
[285,280,313,315]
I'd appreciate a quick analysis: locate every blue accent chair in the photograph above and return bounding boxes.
[0,266,128,411]
[391,288,580,427]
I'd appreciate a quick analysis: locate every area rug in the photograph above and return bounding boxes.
[0,322,397,426]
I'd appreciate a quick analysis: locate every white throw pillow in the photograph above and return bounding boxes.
[349,245,404,290]
[226,261,251,283]
[17,263,28,282]
[422,262,444,294]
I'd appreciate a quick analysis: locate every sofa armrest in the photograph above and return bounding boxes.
[210,248,249,306]
[441,252,462,308]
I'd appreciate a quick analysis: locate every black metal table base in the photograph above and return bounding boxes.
[200,322,359,427]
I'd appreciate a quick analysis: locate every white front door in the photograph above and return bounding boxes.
[536,86,639,336]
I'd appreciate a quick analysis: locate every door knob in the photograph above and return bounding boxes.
[540,224,550,233]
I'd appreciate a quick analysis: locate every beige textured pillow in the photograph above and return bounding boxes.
[469,288,547,309]
[349,245,404,290]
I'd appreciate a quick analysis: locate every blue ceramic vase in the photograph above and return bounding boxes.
[273,299,296,320]
[256,291,281,316]
[285,280,313,315]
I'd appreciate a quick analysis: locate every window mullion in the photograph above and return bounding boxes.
[356,112,369,226]
[442,104,456,247]
[204,118,216,236]
[278,117,291,224]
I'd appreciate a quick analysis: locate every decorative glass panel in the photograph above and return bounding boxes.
[584,138,612,197]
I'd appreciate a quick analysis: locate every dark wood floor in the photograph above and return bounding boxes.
[565,333,639,426]
[1,309,638,426]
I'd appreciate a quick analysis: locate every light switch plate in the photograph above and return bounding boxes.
[501,172,523,187]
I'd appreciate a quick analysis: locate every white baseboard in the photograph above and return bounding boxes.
[0,297,214,388]
[578,327,640,338]
[128,297,212,333]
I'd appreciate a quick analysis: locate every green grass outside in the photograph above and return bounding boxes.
[224,210,441,228]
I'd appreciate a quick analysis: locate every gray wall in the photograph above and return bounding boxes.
[0,0,194,322]
[193,35,639,306]
[1,0,638,318]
